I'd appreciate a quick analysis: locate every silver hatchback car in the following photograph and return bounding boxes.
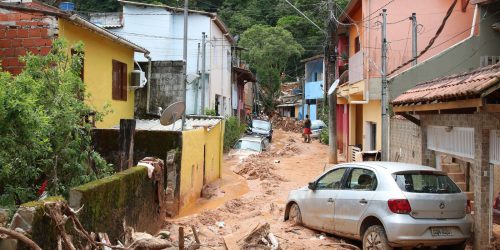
[284,162,472,250]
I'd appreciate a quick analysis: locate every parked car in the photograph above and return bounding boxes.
[284,162,472,250]
[229,135,270,160]
[249,119,273,142]
[311,120,327,139]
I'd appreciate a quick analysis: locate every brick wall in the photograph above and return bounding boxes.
[420,113,500,249]
[0,8,57,75]
[390,115,423,164]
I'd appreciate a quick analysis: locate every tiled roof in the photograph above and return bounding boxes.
[392,63,500,105]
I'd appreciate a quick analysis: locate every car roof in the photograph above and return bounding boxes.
[239,136,265,142]
[252,119,270,123]
[336,161,438,173]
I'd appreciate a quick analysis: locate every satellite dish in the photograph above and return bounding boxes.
[160,101,185,126]
[328,79,340,96]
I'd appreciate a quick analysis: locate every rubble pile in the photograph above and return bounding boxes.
[235,159,285,181]
[238,222,279,250]
[270,116,303,133]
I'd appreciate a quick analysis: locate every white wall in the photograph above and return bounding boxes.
[111,4,232,115]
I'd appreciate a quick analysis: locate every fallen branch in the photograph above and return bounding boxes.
[0,227,42,250]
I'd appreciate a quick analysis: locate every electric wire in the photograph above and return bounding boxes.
[388,0,458,76]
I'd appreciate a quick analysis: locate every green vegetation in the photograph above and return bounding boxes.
[240,25,304,113]
[204,108,217,116]
[0,39,113,207]
[223,117,247,152]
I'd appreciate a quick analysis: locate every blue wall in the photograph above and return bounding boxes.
[305,81,324,100]
[305,59,323,83]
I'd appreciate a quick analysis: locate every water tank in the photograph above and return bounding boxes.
[59,2,75,11]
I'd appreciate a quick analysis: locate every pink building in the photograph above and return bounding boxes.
[336,0,475,160]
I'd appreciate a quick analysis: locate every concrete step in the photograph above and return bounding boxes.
[448,172,466,182]
[442,163,461,173]
[455,182,467,191]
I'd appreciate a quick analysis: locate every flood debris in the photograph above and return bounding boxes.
[270,117,302,133]
[237,222,280,250]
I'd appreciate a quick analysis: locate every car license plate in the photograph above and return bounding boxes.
[431,227,453,237]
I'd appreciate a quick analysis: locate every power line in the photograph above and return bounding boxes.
[388,0,458,76]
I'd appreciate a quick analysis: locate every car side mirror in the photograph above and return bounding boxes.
[308,182,316,190]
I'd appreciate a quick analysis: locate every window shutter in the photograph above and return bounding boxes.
[112,60,120,100]
[121,62,128,101]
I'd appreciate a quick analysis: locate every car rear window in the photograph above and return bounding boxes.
[393,171,461,193]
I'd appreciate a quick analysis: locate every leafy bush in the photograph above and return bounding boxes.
[223,117,247,152]
[0,39,113,207]
[204,108,217,116]
[320,129,329,145]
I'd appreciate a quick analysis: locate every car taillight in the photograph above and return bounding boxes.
[466,200,472,214]
[388,199,412,214]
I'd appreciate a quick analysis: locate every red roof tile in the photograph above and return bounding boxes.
[392,63,500,105]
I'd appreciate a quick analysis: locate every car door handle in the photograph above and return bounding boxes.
[359,199,368,204]
[327,198,334,203]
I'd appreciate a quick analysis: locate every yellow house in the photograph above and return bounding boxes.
[58,16,150,128]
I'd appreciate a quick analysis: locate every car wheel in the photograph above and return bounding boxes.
[363,225,393,250]
[438,241,466,250]
[288,203,302,226]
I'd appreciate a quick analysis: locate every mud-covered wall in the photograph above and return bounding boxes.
[69,166,163,244]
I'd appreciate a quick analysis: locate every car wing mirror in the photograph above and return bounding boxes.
[308,182,317,190]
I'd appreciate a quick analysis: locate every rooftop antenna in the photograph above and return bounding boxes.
[160,101,186,131]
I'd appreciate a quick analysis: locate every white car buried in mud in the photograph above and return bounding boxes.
[229,136,270,161]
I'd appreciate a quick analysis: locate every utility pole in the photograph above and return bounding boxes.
[411,13,417,66]
[201,32,206,114]
[326,0,338,164]
[182,0,188,128]
[381,9,389,161]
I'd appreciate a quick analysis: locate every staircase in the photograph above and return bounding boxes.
[442,161,474,212]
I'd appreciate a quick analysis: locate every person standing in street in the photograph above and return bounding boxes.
[303,115,312,143]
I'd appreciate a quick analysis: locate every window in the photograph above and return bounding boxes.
[112,60,128,101]
[354,36,360,53]
[346,168,377,191]
[394,171,460,193]
[316,168,347,190]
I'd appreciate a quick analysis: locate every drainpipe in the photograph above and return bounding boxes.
[145,53,152,114]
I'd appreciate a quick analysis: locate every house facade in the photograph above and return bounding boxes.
[98,0,234,116]
[390,1,500,247]
[0,1,149,128]
[336,0,475,156]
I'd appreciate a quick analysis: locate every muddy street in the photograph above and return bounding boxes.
[164,130,357,249]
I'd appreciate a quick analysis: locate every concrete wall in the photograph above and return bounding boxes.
[390,116,423,164]
[305,59,323,83]
[305,80,324,100]
[389,3,500,99]
[59,19,137,128]
[135,61,185,118]
[209,20,232,116]
[179,122,223,208]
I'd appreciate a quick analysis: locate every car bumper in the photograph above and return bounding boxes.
[383,214,472,247]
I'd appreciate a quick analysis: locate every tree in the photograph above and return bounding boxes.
[239,25,304,113]
[0,39,112,207]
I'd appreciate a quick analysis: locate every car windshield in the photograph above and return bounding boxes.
[234,140,262,152]
[394,171,461,194]
[252,120,270,130]
[311,121,326,130]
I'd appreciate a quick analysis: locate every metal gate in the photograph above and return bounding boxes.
[427,126,475,159]
[491,130,500,165]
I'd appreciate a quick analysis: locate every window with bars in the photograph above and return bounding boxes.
[112,60,128,101]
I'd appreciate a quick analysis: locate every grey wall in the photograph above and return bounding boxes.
[390,116,423,164]
[135,61,186,118]
[389,3,500,99]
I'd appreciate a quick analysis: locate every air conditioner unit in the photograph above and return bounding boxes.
[131,70,147,89]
